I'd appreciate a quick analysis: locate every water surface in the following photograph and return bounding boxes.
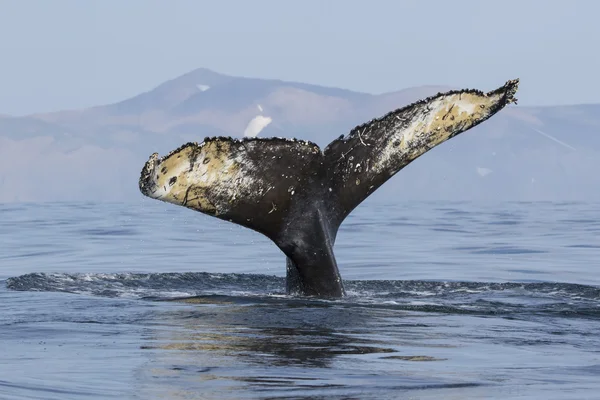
[1,201,599,399]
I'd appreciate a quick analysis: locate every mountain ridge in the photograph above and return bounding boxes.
[1,68,599,202]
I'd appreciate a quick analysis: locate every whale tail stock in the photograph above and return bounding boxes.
[139,79,519,297]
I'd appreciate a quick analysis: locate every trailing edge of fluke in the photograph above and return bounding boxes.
[139,78,519,298]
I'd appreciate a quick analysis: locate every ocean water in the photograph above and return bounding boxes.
[1,200,599,400]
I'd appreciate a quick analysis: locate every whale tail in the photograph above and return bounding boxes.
[139,79,519,297]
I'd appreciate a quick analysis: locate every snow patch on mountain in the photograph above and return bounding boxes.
[243,115,272,138]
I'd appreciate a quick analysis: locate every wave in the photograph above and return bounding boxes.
[5,272,600,319]
[6,272,284,299]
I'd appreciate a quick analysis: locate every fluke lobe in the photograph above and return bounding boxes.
[139,79,519,298]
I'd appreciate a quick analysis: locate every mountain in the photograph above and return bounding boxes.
[1,68,599,203]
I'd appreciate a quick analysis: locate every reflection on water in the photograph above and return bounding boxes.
[137,298,477,400]
[146,302,400,367]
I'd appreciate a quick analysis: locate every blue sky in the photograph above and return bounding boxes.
[0,0,598,115]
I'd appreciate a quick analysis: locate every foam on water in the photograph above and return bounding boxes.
[7,272,600,319]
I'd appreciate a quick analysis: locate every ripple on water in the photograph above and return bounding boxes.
[3,202,600,399]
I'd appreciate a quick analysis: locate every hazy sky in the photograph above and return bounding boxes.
[1,0,598,115]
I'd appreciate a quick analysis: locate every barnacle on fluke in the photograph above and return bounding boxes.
[139,78,519,298]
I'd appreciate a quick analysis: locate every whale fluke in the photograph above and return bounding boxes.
[139,79,519,297]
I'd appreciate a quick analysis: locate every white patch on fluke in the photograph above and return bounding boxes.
[454,99,477,115]
[196,84,210,92]
[151,158,192,200]
[374,89,506,174]
[147,142,266,216]
[244,115,272,138]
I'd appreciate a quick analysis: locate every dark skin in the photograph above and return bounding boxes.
[140,79,519,298]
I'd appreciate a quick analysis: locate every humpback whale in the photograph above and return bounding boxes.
[139,79,519,298]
